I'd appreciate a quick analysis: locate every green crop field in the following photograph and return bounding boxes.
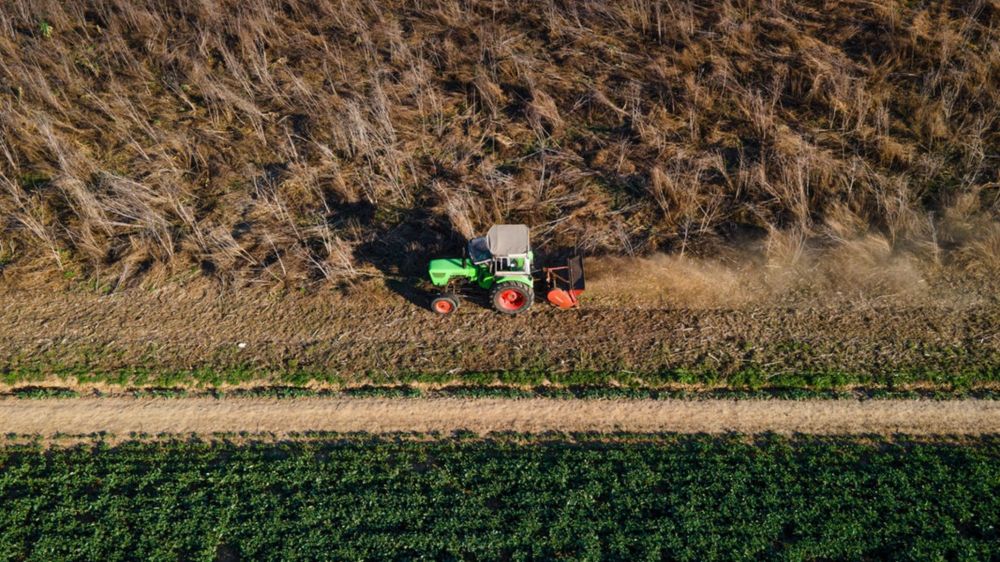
[1,435,998,561]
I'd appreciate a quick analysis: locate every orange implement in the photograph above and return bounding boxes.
[546,288,584,309]
[543,255,585,309]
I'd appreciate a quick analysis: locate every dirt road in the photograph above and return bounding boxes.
[1,397,998,436]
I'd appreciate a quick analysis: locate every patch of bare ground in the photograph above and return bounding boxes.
[0,269,998,388]
[0,397,999,438]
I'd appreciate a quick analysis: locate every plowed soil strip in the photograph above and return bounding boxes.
[1,397,999,436]
[3,286,999,383]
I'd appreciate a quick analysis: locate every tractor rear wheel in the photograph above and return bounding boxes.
[491,282,533,315]
[431,293,459,315]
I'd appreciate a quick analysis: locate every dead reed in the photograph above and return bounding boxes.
[0,0,996,287]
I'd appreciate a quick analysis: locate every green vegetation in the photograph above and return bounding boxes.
[0,435,998,560]
[3,361,1000,395]
[8,386,79,399]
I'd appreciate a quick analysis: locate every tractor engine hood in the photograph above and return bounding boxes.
[427,258,479,286]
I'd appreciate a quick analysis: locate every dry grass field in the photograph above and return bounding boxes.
[0,0,997,290]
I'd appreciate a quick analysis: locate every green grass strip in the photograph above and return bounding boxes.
[7,383,1000,400]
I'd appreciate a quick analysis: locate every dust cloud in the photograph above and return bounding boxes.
[584,227,992,309]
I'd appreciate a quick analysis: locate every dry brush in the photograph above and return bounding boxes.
[0,0,997,288]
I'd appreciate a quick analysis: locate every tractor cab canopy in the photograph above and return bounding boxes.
[467,224,531,265]
[486,224,530,257]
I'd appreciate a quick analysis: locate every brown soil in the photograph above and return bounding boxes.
[1,278,998,385]
[1,397,998,437]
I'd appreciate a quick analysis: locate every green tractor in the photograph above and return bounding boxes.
[427,224,584,315]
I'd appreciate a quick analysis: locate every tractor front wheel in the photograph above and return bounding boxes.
[431,293,459,315]
[491,282,533,315]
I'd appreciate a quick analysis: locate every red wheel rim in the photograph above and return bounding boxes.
[433,299,454,314]
[497,289,527,311]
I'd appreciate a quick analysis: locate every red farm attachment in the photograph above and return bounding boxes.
[543,255,585,309]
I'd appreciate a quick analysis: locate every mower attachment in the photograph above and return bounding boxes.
[544,255,585,309]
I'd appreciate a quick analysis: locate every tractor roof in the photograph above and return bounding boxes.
[486,224,530,256]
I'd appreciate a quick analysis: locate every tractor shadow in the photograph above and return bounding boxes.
[352,208,497,311]
[350,208,579,313]
[383,278,432,310]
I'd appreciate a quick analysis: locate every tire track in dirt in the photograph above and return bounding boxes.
[1,397,998,436]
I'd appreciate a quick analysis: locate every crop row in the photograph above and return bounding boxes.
[5,363,1000,395]
[0,435,998,560]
